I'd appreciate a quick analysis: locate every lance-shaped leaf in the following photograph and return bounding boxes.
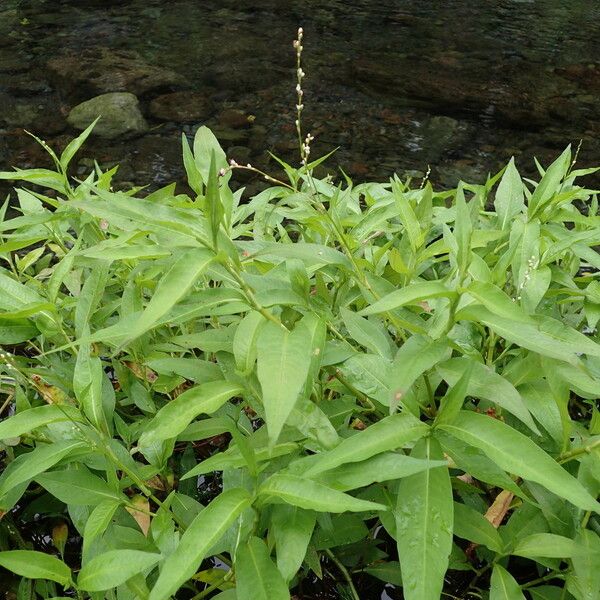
[457,305,600,364]
[139,380,243,446]
[318,452,447,492]
[205,150,224,248]
[0,440,88,497]
[438,411,600,512]
[490,564,526,600]
[149,488,251,600]
[258,474,387,513]
[513,533,577,559]
[257,320,312,446]
[453,502,503,552]
[303,413,429,477]
[117,248,213,343]
[568,529,600,600]
[454,183,473,277]
[0,550,71,586]
[396,437,453,600]
[437,357,539,434]
[271,505,316,583]
[236,536,290,600]
[36,467,125,506]
[78,550,161,591]
[0,405,82,440]
[388,335,451,410]
[359,281,456,316]
[74,340,109,434]
[495,157,525,230]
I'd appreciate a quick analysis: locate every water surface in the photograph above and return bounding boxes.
[2,0,600,193]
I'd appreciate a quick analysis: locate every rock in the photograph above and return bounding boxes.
[226,145,252,165]
[67,93,148,139]
[0,53,29,74]
[149,91,211,122]
[218,108,252,129]
[0,93,44,127]
[47,48,185,99]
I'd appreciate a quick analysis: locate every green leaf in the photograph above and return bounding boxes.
[437,357,539,434]
[82,500,121,555]
[340,307,393,359]
[0,320,38,343]
[569,529,600,600]
[206,150,224,248]
[0,405,82,440]
[258,473,387,512]
[36,467,124,505]
[121,248,213,342]
[453,502,503,552]
[0,267,46,310]
[434,361,473,426]
[438,411,600,512]
[490,564,526,600]
[182,133,202,195]
[528,146,571,218]
[318,452,446,491]
[181,442,297,480]
[388,335,450,411]
[60,118,98,171]
[0,440,87,498]
[257,320,313,446]
[396,437,453,600]
[495,157,525,230]
[454,183,473,276]
[139,380,243,447]
[78,550,161,591]
[74,261,110,338]
[436,431,522,495]
[74,341,109,434]
[466,281,532,323]
[359,281,456,316]
[193,126,228,186]
[513,533,577,558]
[236,536,290,600]
[457,305,600,364]
[149,488,251,600]
[0,550,71,586]
[271,505,316,582]
[233,310,265,375]
[303,413,429,477]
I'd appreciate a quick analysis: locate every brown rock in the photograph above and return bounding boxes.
[149,91,211,123]
[47,48,185,99]
[218,108,251,129]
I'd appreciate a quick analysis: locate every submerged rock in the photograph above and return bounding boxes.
[149,91,211,123]
[67,93,148,139]
[47,48,185,99]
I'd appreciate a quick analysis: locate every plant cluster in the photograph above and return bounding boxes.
[0,116,599,600]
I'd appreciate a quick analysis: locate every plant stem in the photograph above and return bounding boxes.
[331,368,377,412]
[190,570,233,600]
[325,548,360,600]
[521,569,568,589]
[558,437,600,463]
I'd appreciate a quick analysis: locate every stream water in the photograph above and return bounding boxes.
[2,0,600,198]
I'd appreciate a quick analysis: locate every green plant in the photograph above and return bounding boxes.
[0,108,600,600]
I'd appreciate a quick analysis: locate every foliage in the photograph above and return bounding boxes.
[0,124,599,600]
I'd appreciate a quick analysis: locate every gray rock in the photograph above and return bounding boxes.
[67,93,148,139]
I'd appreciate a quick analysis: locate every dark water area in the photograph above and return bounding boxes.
[2,0,600,198]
